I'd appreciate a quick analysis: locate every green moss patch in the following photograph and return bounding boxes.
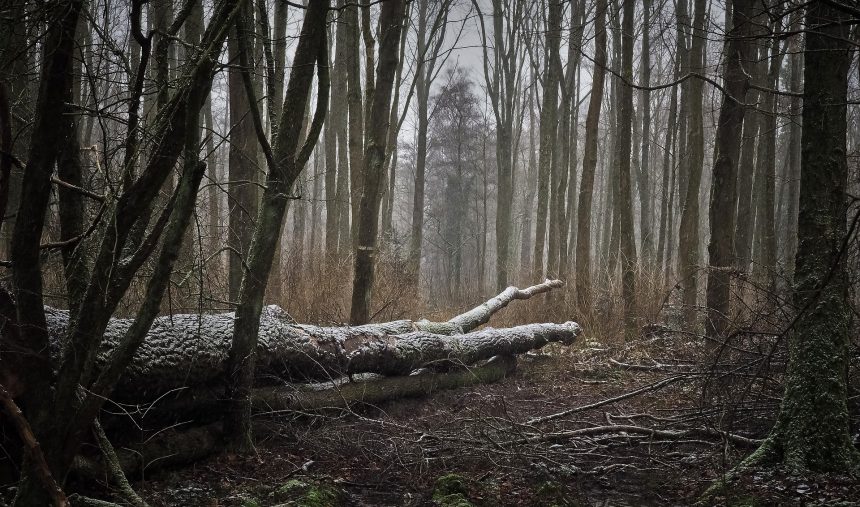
[268,478,345,506]
[432,474,476,506]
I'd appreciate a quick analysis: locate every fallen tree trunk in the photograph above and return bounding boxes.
[29,280,574,400]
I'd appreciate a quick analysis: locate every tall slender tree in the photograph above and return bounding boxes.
[227,1,261,302]
[574,0,608,309]
[677,0,706,325]
[350,0,407,324]
[409,0,451,291]
[705,0,754,344]
[616,0,637,333]
[533,0,562,280]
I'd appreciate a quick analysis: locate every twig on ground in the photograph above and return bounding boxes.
[525,375,690,425]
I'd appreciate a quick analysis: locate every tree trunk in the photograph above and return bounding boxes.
[323,13,340,255]
[10,7,85,490]
[677,0,706,326]
[732,41,762,274]
[410,0,451,291]
[349,0,407,325]
[533,0,562,280]
[520,88,538,277]
[227,2,261,303]
[334,0,351,255]
[574,0,607,309]
[2,280,569,401]
[743,1,858,473]
[616,0,637,334]
[752,30,784,283]
[0,0,31,257]
[345,1,364,246]
[704,0,754,344]
[782,21,802,281]
[637,0,653,271]
[225,0,329,449]
[656,55,679,278]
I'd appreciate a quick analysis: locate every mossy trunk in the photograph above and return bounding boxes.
[744,0,858,474]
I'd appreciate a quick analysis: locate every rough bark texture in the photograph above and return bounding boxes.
[742,1,859,474]
[32,307,579,401]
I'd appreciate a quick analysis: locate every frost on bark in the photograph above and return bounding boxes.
[8,280,575,402]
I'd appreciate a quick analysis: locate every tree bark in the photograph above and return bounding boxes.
[743,1,858,473]
[732,42,762,274]
[349,0,407,325]
[225,0,329,450]
[677,0,706,326]
[533,0,562,280]
[227,1,261,303]
[3,280,570,402]
[704,0,754,345]
[345,1,364,247]
[616,0,637,334]
[574,0,607,309]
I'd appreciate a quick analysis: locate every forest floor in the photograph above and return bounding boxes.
[133,327,860,507]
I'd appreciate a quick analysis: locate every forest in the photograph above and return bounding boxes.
[0,0,858,505]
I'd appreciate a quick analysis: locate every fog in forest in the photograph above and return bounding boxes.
[0,0,858,505]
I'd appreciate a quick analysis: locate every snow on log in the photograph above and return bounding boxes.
[440,279,565,333]
[42,305,579,399]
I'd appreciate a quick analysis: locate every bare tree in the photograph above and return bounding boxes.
[473,0,529,290]
[677,0,706,325]
[349,0,407,324]
[616,0,637,333]
[409,0,452,291]
[225,0,329,449]
[704,0,755,344]
[533,0,562,280]
[575,0,608,309]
